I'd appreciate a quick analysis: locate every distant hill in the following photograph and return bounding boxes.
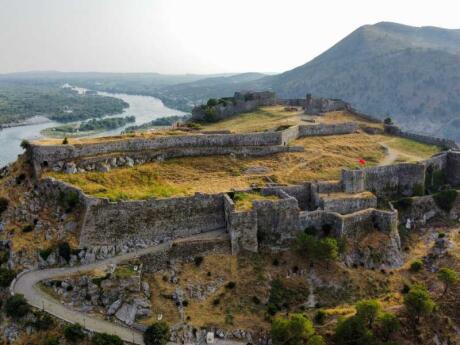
[152,22,460,142]
[253,22,460,141]
[152,72,268,110]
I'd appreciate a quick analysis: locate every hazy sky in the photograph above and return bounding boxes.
[1,0,459,75]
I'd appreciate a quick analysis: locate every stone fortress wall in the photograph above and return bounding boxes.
[38,150,460,263]
[29,92,460,267]
[29,122,358,175]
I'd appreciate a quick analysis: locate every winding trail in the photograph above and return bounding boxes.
[11,231,227,345]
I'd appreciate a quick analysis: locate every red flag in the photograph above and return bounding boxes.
[358,158,366,166]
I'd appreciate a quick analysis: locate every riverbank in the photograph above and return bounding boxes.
[0,116,51,129]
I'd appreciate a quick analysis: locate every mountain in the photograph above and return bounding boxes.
[254,22,460,140]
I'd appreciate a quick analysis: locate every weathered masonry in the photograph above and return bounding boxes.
[28,122,358,176]
[39,150,460,266]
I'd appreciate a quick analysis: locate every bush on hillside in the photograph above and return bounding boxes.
[64,323,85,342]
[5,294,31,319]
[0,267,16,287]
[403,284,435,322]
[58,241,71,262]
[144,321,171,345]
[433,189,458,212]
[271,313,315,345]
[410,260,423,272]
[0,197,8,216]
[91,333,123,345]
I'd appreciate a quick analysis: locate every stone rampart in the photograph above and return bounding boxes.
[447,151,460,187]
[191,91,276,122]
[79,193,226,247]
[298,123,358,136]
[384,125,459,150]
[342,163,425,198]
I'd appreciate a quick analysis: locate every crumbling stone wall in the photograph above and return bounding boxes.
[384,125,459,150]
[447,151,460,187]
[342,163,425,198]
[79,193,226,247]
[223,195,258,254]
[191,91,276,122]
[305,94,351,115]
[298,123,358,136]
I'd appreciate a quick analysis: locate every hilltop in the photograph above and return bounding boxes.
[152,22,460,142]
[0,92,459,345]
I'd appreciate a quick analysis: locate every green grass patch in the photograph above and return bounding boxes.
[232,191,279,211]
[433,189,458,212]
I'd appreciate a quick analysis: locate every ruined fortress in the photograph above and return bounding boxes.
[27,93,460,268]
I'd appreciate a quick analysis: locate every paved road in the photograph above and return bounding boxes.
[11,231,228,345]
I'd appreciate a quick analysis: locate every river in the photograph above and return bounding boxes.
[0,91,185,167]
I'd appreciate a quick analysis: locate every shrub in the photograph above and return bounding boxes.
[225,281,236,289]
[193,256,203,267]
[307,335,326,345]
[413,183,424,196]
[403,284,435,322]
[39,246,54,261]
[304,226,317,235]
[271,313,315,345]
[355,299,381,328]
[32,311,54,330]
[144,321,171,345]
[91,333,123,345]
[42,336,59,345]
[5,294,30,319]
[438,267,458,297]
[0,267,15,287]
[433,189,458,212]
[22,224,34,233]
[15,173,26,185]
[383,117,393,125]
[62,137,69,145]
[334,315,375,345]
[64,323,85,342]
[206,98,218,107]
[212,298,220,306]
[20,139,30,150]
[376,312,399,341]
[58,241,71,262]
[438,232,446,238]
[252,296,261,304]
[410,260,423,272]
[314,310,327,325]
[203,107,217,123]
[0,197,8,216]
[59,190,80,212]
[393,197,413,211]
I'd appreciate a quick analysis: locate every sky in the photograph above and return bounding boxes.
[0,0,459,75]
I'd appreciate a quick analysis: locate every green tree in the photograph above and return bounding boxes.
[0,267,15,287]
[384,117,393,125]
[144,321,171,345]
[62,137,69,145]
[403,284,435,322]
[318,237,339,268]
[64,323,85,342]
[58,241,71,262]
[91,333,123,345]
[355,299,381,328]
[295,233,318,258]
[437,267,458,297]
[410,260,423,272]
[307,334,326,345]
[334,316,376,345]
[271,313,315,345]
[5,294,31,319]
[376,312,400,341]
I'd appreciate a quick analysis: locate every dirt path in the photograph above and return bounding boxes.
[11,230,229,345]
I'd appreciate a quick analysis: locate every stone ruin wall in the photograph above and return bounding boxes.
[29,122,358,175]
[191,91,276,122]
[385,124,459,150]
[79,193,226,247]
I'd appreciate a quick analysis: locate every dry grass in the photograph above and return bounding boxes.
[200,105,303,133]
[47,132,388,200]
[381,136,441,162]
[232,191,279,211]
